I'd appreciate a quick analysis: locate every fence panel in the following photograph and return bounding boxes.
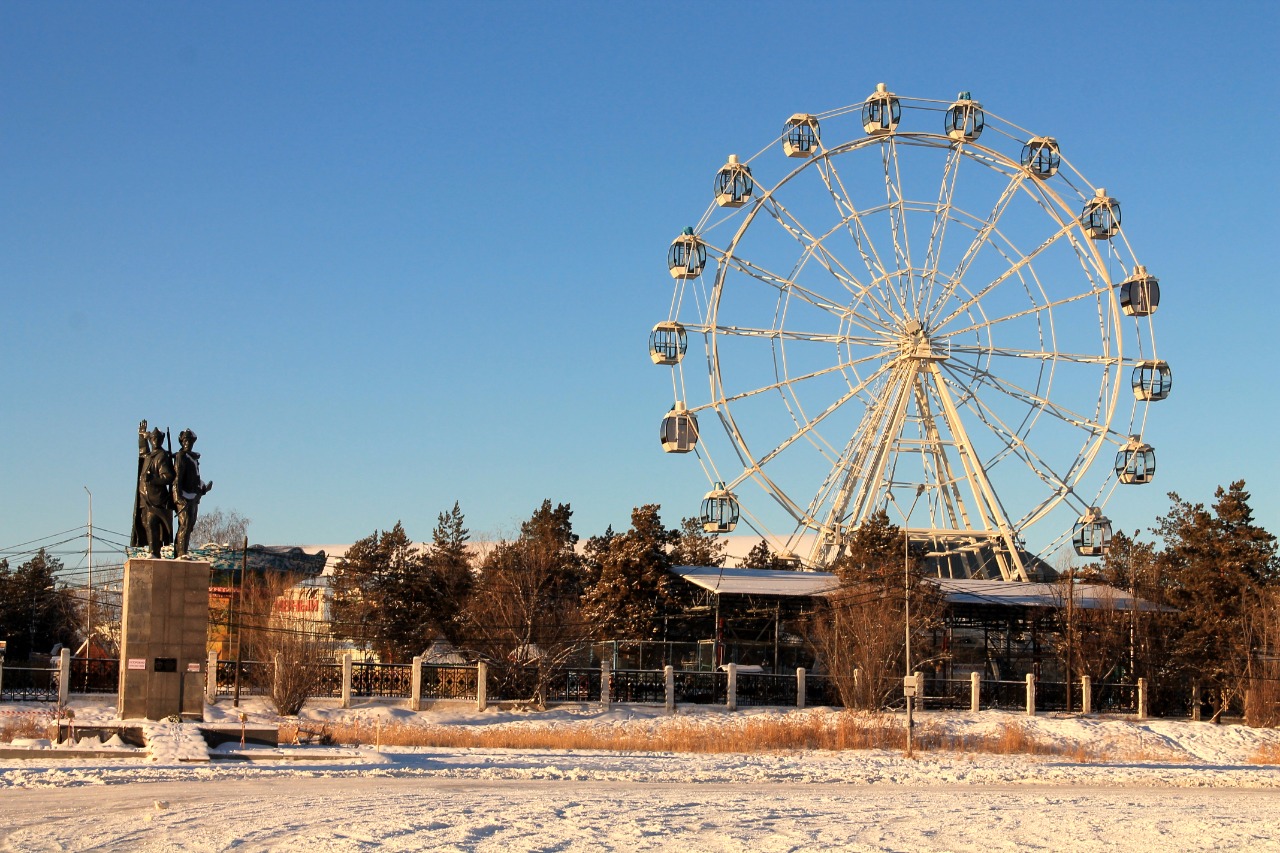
[69,657,119,694]
[1094,681,1138,714]
[804,675,843,707]
[351,662,413,698]
[736,672,797,707]
[215,660,270,696]
[982,679,1027,710]
[611,669,666,704]
[1037,680,1070,712]
[673,670,726,705]
[421,664,478,701]
[924,678,972,710]
[0,665,58,702]
[545,668,601,703]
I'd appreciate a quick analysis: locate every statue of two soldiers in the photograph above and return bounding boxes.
[130,420,213,559]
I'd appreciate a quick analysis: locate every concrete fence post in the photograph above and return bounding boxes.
[476,661,488,711]
[914,672,924,712]
[600,660,612,708]
[1137,677,1149,720]
[57,648,70,707]
[1081,676,1093,715]
[1191,681,1202,722]
[796,667,806,709]
[0,654,5,697]
[206,651,218,703]
[970,671,981,713]
[341,651,353,709]
[410,656,423,712]
[1025,673,1036,716]
[726,663,738,712]
[664,665,675,714]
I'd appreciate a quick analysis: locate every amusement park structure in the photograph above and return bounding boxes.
[654,85,1169,580]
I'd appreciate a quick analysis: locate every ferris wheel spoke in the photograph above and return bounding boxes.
[747,360,895,472]
[947,344,1121,367]
[944,358,1115,437]
[936,287,1103,341]
[936,364,1088,520]
[882,138,915,310]
[697,352,889,412]
[930,219,1076,333]
[919,144,964,321]
[925,169,1027,328]
[761,197,899,327]
[701,324,890,348]
[721,254,860,324]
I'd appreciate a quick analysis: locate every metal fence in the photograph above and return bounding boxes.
[69,657,118,694]
[804,674,842,707]
[737,672,797,707]
[673,670,727,705]
[611,668,666,703]
[545,668,602,703]
[0,665,58,702]
[351,662,412,698]
[421,664,478,701]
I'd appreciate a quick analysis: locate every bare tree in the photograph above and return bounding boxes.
[192,507,251,547]
[237,572,335,716]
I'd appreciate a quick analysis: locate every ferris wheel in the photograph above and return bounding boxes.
[653,85,1170,580]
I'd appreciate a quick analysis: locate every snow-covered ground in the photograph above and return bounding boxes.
[1,698,1278,851]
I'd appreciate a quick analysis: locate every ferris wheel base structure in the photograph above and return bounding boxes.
[653,85,1169,579]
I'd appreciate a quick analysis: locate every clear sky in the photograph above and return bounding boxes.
[2,1,1277,563]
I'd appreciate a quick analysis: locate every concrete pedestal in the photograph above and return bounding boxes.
[117,558,210,721]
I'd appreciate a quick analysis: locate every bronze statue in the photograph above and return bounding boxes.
[132,421,175,558]
[172,428,213,559]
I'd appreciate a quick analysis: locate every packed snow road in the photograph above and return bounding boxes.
[0,775,1277,852]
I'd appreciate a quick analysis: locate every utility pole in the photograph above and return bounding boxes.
[904,483,926,758]
[1066,564,1074,712]
[84,487,93,661]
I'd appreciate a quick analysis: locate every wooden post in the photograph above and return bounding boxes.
[341,651,353,710]
[1081,675,1092,715]
[1025,673,1036,716]
[796,667,806,709]
[1191,681,1202,722]
[476,661,488,711]
[970,671,980,713]
[726,662,738,712]
[600,660,612,709]
[410,656,423,712]
[664,665,675,714]
[1137,677,1149,720]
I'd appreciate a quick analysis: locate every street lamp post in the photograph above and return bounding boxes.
[904,484,926,758]
[84,486,93,661]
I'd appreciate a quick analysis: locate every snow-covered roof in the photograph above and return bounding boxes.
[671,566,840,597]
[671,566,1167,611]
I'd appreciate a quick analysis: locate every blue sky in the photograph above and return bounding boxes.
[2,1,1276,560]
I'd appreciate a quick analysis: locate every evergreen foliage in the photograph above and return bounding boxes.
[0,549,75,660]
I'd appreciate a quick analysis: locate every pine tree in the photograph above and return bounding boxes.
[581,505,679,640]
[671,517,727,568]
[425,502,473,646]
[739,539,777,570]
[0,549,74,660]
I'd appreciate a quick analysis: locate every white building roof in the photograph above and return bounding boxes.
[672,565,839,597]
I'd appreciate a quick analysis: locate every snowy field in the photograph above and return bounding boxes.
[1,699,1278,852]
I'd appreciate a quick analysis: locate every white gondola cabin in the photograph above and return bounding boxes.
[700,482,740,533]
[1021,136,1060,178]
[714,154,754,208]
[1081,188,1121,240]
[1132,360,1172,401]
[945,92,984,142]
[1072,507,1113,557]
[862,83,901,135]
[661,402,699,453]
[782,113,820,158]
[1115,438,1156,485]
[668,228,706,279]
[1119,266,1160,316]
[649,321,687,366]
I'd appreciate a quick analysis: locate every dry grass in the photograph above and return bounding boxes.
[0,714,50,743]
[1248,742,1280,765]
[279,713,1106,761]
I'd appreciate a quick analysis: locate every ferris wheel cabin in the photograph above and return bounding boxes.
[1120,266,1161,316]
[862,83,901,135]
[1132,360,1172,401]
[661,402,699,453]
[1115,439,1156,485]
[1072,508,1113,557]
[649,321,688,365]
[782,114,821,158]
[1081,188,1121,240]
[945,92,984,142]
[1021,136,1061,178]
[700,483,740,533]
[714,155,754,208]
[668,228,707,279]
